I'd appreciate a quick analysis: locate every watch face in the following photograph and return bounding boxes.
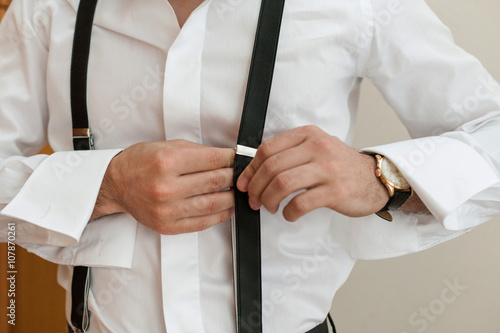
[381,158,410,189]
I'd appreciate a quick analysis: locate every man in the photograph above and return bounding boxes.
[1,0,499,332]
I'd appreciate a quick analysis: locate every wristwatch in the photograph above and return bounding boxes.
[374,154,412,222]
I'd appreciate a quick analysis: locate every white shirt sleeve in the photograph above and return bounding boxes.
[0,0,135,268]
[1,150,121,246]
[359,0,500,230]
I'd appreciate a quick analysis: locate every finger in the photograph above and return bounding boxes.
[282,186,332,222]
[259,163,325,213]
[180,167,234,197]
[179,189,235,219]
[237,127,310,191]
[157,207,235,235]
[246,148,311,209]
[170,147,235,175]
[170,207,235,234]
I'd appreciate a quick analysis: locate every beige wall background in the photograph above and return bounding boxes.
[332,0,500,332]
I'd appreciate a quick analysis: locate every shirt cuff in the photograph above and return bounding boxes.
[362,136,499,230]
[19,213,138,268]
[1,149,122,246]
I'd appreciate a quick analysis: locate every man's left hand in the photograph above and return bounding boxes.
[236,125,390,221]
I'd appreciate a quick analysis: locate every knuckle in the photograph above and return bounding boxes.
[258,141,272,159]
[156,204,178,220]
[313,137,333,152]
[274,173,293,191]
[303,125,320,135]
[194,195,219,214]
[207,150,221,169]
[220,208,233,221]
[208,172,227,191]
[197,218,211,232]
[163,153,179,170]
[150,184,172,201]
[180,202,194,217]
[193,195,209,211]
[207,199,220,214]
[150,184,164,200]
[262,156,279,175]
[153,150,174,171]
[291,196,308,216]
[246,162,258,176]
[151,148,166,164]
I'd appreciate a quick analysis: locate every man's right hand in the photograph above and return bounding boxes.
[91,140,235,235]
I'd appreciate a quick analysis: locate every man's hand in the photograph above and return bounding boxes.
[91,140,235,235]
[236,126,390,221]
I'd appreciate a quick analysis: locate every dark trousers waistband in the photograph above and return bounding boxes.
[69,317,335,333]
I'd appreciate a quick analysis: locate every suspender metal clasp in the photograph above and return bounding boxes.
[73,128,95,151]
[235,145,257,159]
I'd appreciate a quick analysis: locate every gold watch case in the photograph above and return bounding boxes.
[374,154,411,197]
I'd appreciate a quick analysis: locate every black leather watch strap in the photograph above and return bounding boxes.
[376,188,412,222]
[382,188,412,212]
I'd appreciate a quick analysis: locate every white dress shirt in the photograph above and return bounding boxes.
[1,0,500,332]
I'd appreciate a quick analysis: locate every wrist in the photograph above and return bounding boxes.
[371,153,412,221]
[361,153,391,214]
[90,153,125,220]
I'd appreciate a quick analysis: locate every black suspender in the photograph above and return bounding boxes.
[71,0,98,151]
[69,0,99,332]
[233,0,285,332]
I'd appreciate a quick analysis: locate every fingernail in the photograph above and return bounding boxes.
[249,199,261,210]
[237,175,248,192]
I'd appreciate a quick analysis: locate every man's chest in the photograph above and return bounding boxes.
[45,0,368,149]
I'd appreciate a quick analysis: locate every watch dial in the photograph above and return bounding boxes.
[381,158,410,188]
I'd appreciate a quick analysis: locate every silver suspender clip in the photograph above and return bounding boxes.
[235,144,257,159]
[81,268,91,332]
[73,128,95,150]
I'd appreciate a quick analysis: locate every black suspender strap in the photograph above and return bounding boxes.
[69,0,99,331]
[233,0,285,332]
[71,0,98,151]
[70,266,91,332]
[328,313,337,333]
